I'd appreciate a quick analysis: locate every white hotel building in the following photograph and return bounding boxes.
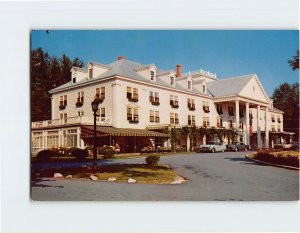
[31,56,289,153]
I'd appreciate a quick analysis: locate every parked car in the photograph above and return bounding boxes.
[291,142,299,151]
[197,141,226,153]
[227,142,250,151]
[274,143,292,149]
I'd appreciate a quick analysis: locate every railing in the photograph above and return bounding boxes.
[32,116,112,128]
[183,69,217,79]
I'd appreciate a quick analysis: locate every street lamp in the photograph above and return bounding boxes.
[91,99,100,168]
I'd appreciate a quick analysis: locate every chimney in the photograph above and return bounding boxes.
[118,55,126,60]
[176,64,182,77]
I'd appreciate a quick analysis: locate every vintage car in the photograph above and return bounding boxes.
[227,142,250,151]
[197,141,226,153]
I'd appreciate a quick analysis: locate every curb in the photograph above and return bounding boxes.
[245,153,299,171]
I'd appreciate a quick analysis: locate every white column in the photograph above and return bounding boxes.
[235,100,240,141]
[187,135,190,151]
[51,97,55,120]
[245,102,250,145]
[112,83,117,128]
[257,105,261,149]
[77,127,81,148]
[265,107,269,148]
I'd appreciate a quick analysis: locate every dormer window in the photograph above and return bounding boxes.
[72,77,76,83]
[187,80,192,89]
[89,68,93,79]
[150,71,155,81]
[170,76,175,86]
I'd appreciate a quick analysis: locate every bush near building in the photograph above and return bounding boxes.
[102,146,116,159]
[255,149,299,168]
[145,154,160,165]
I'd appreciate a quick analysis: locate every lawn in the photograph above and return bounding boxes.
[32,164,184,184]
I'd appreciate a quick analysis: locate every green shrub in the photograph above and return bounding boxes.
[102,146,116,159]
[145,154,160,165]
[66,147,78,157]
[53,147,68,156]
[36,150,56,161]
[71,149,89,160]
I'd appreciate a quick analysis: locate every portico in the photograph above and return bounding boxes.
[214,96,270,149]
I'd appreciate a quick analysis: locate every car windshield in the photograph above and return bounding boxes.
[207,141,217,145]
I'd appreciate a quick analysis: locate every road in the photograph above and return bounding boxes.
[31,152,299,201]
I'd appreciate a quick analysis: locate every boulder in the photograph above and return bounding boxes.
[170,176,185,184]
[66,175,73,179]
[53,173,63,178]
[90,175,98,181]
[128,178,136,183]
[108,177,116,182]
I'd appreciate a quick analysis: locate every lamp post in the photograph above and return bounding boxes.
[91,99,100,168]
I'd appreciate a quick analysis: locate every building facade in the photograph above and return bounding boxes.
[32,56,291,153]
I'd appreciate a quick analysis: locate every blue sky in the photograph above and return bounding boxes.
[31,30,299,96]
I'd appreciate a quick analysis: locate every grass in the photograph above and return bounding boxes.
[32,164,183,184]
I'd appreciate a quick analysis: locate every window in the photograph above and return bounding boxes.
[72,77,76,83]
[32,132,43,148]
[170,113,179,124]
[170,95,179,108]
[203,117,210,127]
[150,110,154,123]
[217,117,223,127]
[228,106,234,116]
[47,130,59,148]
[155,111,160,123]
[76,92,84,106]
[216,104,223,114]
[271,114,275,122]
[187,80,192,89]
[277,116,281,123]
[150,71,155,80]
[187,98,195,110]
[277,125,281,132]
[63,129,77,148]
[60,96,63,106]
[60,113,67,123]
[170,76,175,86]
[59,95,67,109]
[271,125,276,132]
[149,91,154,102]
[78,111,84,117]
[89,68,93,79]
[203,101,210,113]
[149,110,160,123]
[95,87,105,100]
[127,87,138,102]
[96,108,105,121]
[188,115,195,125]
[127,107,139,123]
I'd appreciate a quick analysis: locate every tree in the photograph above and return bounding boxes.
[271,82,299,140]
[288,50,299,70]
[31,48,84,121]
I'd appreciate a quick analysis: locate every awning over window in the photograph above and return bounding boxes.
[81,126,169,138]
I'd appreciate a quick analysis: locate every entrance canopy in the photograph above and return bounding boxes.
[81,126,169,138]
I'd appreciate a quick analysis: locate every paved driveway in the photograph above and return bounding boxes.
[31,152,299,201]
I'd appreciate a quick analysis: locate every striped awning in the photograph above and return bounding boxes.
[81,126,170,138]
